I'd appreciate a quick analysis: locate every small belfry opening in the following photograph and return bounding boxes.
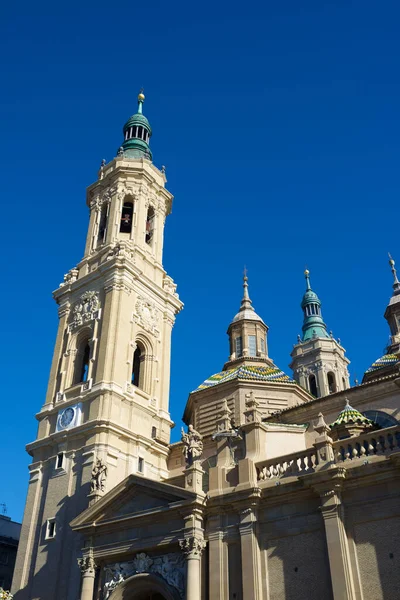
[132,342,145,389]
[327,371,337,394]
[120,200,134,234]
[74,339,91,384]
[309,374,318,397]
[145,207,155,244]
[97,204,108,247]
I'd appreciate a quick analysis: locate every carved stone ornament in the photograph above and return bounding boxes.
[78,553,96,575]
[90,457,107,494]
[106,242,135,262]
[69,291,100,332]
[181,424,203,465]
[133,296,159,337]
[179,537,207,558]
[163,275,178,296]
[103,552,185,599]
[60,267,79,287]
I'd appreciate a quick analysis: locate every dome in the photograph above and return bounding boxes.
[364,353,399,376]
[123,112,152,135]
[193,364,295,393]
[232,308,265,324]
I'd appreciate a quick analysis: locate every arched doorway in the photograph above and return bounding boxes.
[108,572,181,600]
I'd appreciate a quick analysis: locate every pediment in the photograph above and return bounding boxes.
[71,474,195,530]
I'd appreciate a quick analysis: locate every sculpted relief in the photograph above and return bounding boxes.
[69,291,100,332]
[103,552,185,599]
[133,296,160,337]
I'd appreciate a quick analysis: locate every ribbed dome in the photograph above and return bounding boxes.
[123,113,152,134]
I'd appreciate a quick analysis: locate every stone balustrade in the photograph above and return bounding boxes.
[256,424,400,482]
[333,424,400,463]
[257,447,319,481]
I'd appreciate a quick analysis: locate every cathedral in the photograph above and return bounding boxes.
[11,93,400,600]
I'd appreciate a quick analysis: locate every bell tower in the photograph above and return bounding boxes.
[12,92,183,600]
[290,269,350,398]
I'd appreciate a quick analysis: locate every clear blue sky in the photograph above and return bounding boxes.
[1,0,400,522]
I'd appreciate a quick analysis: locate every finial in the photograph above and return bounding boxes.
[161,165,166,174]
[137,89,145,114]
[388,252,400,288]
[242,267,250,303]
[304,268,311,291]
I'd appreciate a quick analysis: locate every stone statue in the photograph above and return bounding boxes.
[90,458,107,493]
[181,424,203,465]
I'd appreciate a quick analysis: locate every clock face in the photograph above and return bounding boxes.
[60,407,75,429]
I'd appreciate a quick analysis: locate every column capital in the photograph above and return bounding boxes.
[179,536,207,559]
[78,552,96,575]
[305,466,347,518]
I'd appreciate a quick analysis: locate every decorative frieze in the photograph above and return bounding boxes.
[104,552,185,599]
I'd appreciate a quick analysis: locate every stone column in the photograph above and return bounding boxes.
[239,506,262,600]
[311,468,356,600]
[78,551,96,600]
[180,536,206,600]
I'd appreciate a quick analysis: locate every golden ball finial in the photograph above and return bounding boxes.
[304,269,310,277]
[138,90,145,102]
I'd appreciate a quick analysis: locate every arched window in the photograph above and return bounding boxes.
[145,207,155,244]
[120,201,134,234]
[327,372,337,394]
[342,377,346,390]
[363,410,398,429]
[97,204,108,246]
[132,342,147,390]
[73,340,91,385]
[309,374,318,397]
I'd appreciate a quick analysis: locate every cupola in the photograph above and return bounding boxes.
[301,270,330,341]
[120,91,152,160]
[225,272,271,369]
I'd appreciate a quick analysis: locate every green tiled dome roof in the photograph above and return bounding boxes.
[193,364,295,393]
[364,353,399,375]
[330,399,374,428]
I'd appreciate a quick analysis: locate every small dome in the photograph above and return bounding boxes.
[301,289,320,308]
[330,400,374,428]
[123,112,152,134]
[232,308,265,324]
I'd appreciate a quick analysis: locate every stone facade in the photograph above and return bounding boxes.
[12,97,400,600]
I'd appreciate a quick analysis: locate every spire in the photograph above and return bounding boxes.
[300,269,330,341]
[231,270,264,323]
[120,90,153,160]
[388,253,400,295]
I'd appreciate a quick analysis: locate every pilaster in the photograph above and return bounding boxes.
[306,467,357,600]
[238,506,262,600]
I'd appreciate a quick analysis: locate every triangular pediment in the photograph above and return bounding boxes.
[70,474,195,530]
